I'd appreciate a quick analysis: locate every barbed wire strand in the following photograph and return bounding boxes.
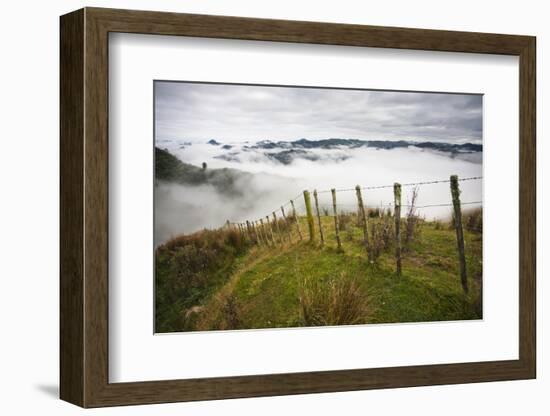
[231,177,482,224]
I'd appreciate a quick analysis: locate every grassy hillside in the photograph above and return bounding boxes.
[155,211,482,333]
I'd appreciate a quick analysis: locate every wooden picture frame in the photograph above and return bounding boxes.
[60,7,536,408]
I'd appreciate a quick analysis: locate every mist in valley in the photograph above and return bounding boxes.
[154,143,482,245]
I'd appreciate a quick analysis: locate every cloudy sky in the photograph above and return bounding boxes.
[155,81,482,144]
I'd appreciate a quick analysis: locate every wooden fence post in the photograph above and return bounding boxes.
[394,183,402,275]
[290,200,303,241]
[355,185,369,251]
[254,221,263,245]
[303,191,316,242]
[251,221,260,245]
[266,215,275,245]
[313,190,325,246]
[331,189,342,251]
[258,220,268,246]
[245,220,255,244]
[280,206,292,243]
[450,175,468,294]
[273,212,283,244]
[259,218,269,246]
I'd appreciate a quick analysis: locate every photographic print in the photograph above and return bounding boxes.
[154,81,483,333]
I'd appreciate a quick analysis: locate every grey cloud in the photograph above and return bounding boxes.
[155,81,482,144]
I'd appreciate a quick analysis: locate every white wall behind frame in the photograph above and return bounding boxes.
[0,1,545,415]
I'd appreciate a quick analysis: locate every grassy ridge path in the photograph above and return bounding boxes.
[192,217,482,331]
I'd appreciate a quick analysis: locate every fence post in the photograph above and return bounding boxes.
[259,219,269,246]
[258,220,268,246]
[290,200,303,241]
[331,189,342,251]
[245,220,255,244]
[450,175,468,294]
[394,183,402,275]
[281,206,292,243]
[303,191,316,242]
[355,185,369,251]
[273,212,283,244]
[251,221,260,245]
[313,190,325,246]
[254,220,265,245]
[265,215,276,245]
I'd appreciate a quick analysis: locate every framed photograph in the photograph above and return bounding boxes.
[60,7,536,407]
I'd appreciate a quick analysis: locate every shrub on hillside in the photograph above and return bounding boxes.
[155,227,251,332]
[449,207,482,233]
[463,207,482,233]
[337,212,354,231]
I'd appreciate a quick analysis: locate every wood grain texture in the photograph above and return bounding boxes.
[59,7,537,408]
[59,8,84,407]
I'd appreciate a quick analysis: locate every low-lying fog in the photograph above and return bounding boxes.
[154,140,482,245]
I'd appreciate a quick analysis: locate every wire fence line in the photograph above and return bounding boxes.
[227,174,479,294]
[231,176,482,225]
[311,200,483,211]
[315,176,482,194]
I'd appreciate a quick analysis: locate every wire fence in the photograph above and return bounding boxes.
[230,176,482,225]
[227,175,480,294]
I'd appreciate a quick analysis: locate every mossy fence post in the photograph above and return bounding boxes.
[245,220,256,245]
[355,185,369,252]
[331,188,342,251]
[290,200,303,241]
[255,220,265,246]
[303,190,316,243]
[450,175,468,294]
[394,183,402,275]
[280,206,292,243]
[265,215,275,245]
[313,190,325,246]
[259,218,269,247]
[272,212,283,244]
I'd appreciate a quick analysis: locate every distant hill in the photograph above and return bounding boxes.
[155,147,252,195]
[204,138,484,165]
[247,138,482,152]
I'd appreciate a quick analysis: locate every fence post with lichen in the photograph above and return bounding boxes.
[280,206,292,243]
[273,212,283,244]
[355,185,369,252]
[256,220,266,246]
[265,215,275,245]
[303,190,316,243]
[313,190,325,246]
[394,183,402,275]
[450,175,468,294]
[331,188,342,251]
[259,218,269,246]
[246,220,256,245]
[291,200,303,241]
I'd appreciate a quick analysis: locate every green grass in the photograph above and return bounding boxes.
[156,214,482,332]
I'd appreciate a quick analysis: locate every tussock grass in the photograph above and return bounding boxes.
[299,272,371,326]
